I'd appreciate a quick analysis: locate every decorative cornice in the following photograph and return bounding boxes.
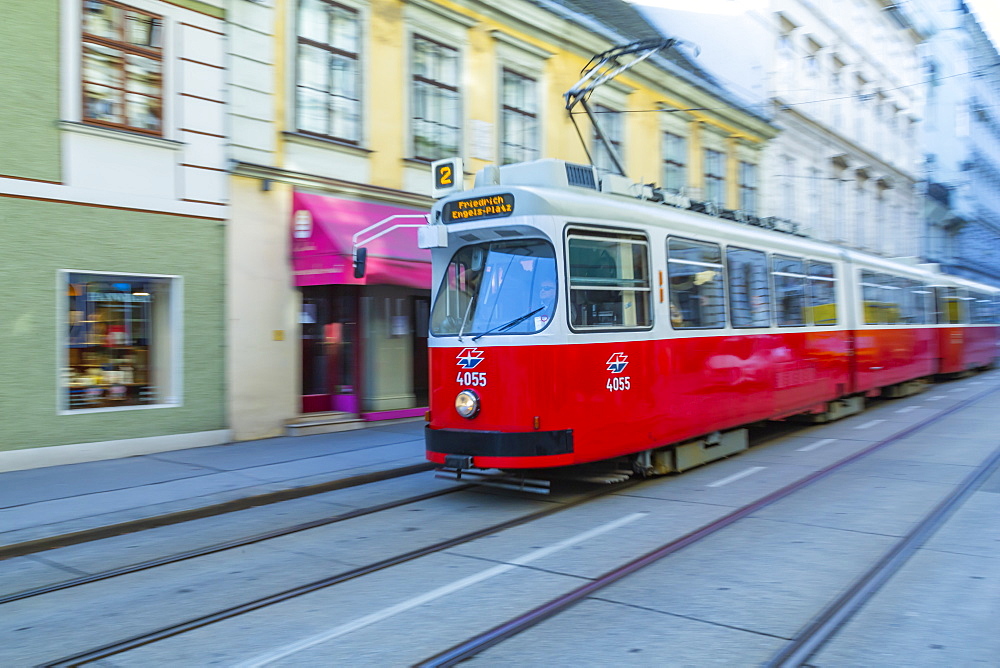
[58,121,185,151]
[403,0,479,28]
[232,162,434,208]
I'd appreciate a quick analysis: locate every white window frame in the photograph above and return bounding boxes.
[703,147,726,206]
[403,0,474,162]
[293,0,366,145]
[57,269,183,414]
[493,31,550,166]
[61,0,177,139]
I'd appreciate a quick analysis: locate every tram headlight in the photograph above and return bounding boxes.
[455,389,480,419]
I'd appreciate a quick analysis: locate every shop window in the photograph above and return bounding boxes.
[82,0,163,134]
[296,0,362,143]
[64,272,177,411]
[412,35,460,161]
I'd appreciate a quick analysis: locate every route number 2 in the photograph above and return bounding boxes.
[437,165,453,186]
[431,157,463,198]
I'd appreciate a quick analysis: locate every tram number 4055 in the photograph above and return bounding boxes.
[457,371,487,387]
[607,376,631,391]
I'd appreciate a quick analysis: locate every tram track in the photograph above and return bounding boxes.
[2,413,801,609]
[22,379,997,666]
[38,479,642,667]
[0,481,471,606]
[767,439,1000,667]
[0,461,435,561]
[416,382,1000,667]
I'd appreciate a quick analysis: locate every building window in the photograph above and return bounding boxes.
[739,161,757,213]
[64,272,178,411]
[782,155,796,220]
[662,132,687,192]
[412,35,460,161]
[81,0,163,134]
[833,173,846,240]
[805,37,821,77]
[296,0,361,143]
[704,149,725,205]
[592,105,624,175]
[500,69,539,165]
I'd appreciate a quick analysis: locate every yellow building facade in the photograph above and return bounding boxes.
[226,0,777,440]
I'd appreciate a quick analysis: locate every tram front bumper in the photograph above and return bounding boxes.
[425,426,573,463]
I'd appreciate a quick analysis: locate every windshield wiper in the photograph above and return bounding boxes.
[457,291,477,342]
[472,307,544,342]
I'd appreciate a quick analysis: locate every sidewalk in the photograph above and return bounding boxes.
[0,419,428,558]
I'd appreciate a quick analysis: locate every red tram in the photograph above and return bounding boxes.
[420,159,999,477]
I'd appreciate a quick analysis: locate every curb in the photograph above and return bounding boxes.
[0,462,434,561]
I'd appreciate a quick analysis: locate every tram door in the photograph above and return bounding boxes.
[300,285,359,414]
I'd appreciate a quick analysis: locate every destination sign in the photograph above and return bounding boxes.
[442,194,515,222]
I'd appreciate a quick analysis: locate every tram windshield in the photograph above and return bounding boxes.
[430,239,557,338]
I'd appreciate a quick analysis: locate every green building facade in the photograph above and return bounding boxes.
[0,0,229,468]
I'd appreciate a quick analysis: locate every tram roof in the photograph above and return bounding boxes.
[431,161,998,293]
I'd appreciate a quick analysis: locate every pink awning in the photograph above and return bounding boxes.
[291,191,432,288]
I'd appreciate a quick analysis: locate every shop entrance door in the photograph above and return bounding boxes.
[300,285,358,413]
[411,295,430,407]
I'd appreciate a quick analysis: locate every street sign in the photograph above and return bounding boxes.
[431,157,464,199]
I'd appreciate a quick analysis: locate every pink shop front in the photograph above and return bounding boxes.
[291,191,431,420]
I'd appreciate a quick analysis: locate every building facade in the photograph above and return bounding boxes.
[0,0,229,466]
[226,0,777,441]
[641,0,929,258]
[922,0,1000,287]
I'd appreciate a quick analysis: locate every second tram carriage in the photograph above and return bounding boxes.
[419,159,999,478]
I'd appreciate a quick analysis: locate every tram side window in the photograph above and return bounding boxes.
[911,283,933,325]
[727,247,770,328]
[668,238,725,329]
[971,293,995,324]
[567,230,651,329]
[807,261,837,325]
[937,287,964,325]
[883,276,903,324]
[898,279,921,324]
[861,270,890,325]
[772,255,806,326]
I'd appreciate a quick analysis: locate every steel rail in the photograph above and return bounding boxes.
[0,483,471,606]
[415,384,1000,667]
[767,441,1000,667]
[41,478,644,667]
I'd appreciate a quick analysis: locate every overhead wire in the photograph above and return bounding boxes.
[568,61,1000,117]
